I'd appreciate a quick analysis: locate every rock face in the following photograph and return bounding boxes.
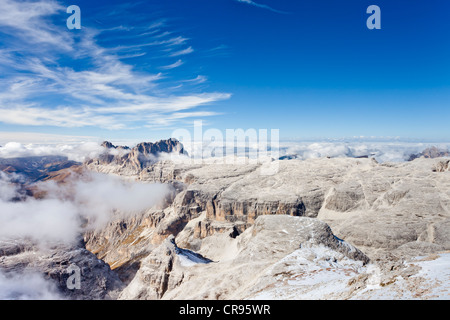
[0,156,80,182]
[408,146,449,161]
[3,138,450,300]
[86,138,186,175]
[119,215,369,300]
[433,160,450,172]
[118,235,212,300]
[85,155,450,268]
[0,240,124,300]
[118,215,449,300]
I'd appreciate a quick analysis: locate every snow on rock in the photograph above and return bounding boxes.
[176,247,213,267]
[120,215,369,300]
[350,252,450,300]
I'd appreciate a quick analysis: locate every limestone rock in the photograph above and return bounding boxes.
[81,153,450,299]
[408,146,449,161]
[0,240,124,300]
[85,156,450,268]
[86,138,186,175]
[120,215,369,300]
[433,159,450,172]
[119,235,211,300]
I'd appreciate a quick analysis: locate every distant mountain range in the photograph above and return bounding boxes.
[1,139,449,300]
[0,138,186,183]
[0,155,79,183]
[407,146,450,161]
[1,141,448,186]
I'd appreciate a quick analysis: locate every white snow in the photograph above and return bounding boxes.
[177,249,211,267]
[352,252,450,300]
[248,248,450,300]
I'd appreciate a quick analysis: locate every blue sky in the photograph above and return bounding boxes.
[0,0,449,143]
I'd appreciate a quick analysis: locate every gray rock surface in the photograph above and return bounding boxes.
[86,138,186,175]
[408,146,449,161]
[119,215,369,300]
[4,144,450,300]
[0,239,124,300]
[85,156,450,267]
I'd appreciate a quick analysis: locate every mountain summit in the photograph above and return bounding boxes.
[88,138,187,173]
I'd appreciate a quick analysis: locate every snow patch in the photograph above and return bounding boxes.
[176,248,212,267]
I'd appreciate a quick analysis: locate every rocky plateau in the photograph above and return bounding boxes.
[1,139,449,300]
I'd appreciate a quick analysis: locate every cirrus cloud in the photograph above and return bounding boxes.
[0,0,231,130]
[234,0,289,14]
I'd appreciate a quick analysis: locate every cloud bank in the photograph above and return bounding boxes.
[0,270,62,300]
[0,141,107,162]
[279,140,450,163]
[0,171,173,246]
[2,138,449,165]
[177,138,450,163]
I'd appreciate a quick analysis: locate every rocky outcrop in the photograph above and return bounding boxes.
[118,235,211,300]
[120,214,449,300]
[4,137,450,300]
[84,156,450,273]
[0,156,80,183]
[119,215,369,300]
[408,146,449,161]
[433,159,450,172]
[86,138,187,175]
[0,240,124,300]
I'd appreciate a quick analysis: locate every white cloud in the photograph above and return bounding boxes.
[0,197,82,245]
[235,0,288,14]
[182,75,208,84]
[2,136,449,165]
[160,59,184,70]
[0,0,230,130]
[0,132,99,146]
[0,270,62,300]
[0,172,21,201]
[0,141,107,162]
[169,46,194,57]
[171,137,450,164]
[278,140,450,163]
[0,171,173,246]
[0,0,72,51]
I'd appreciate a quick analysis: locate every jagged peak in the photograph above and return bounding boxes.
[101,141,116,149]
[408,146,449,161]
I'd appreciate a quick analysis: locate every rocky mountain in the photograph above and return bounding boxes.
[408,146,450,161]
[0,239,123,300]
[86,138,187,174]
[81,147,450,299]
[0,156,80,183]
[87,156,450,256]
[0,155,81,200]
[1,139,450,300]
[119,215,369,300]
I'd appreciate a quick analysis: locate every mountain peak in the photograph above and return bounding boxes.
[408,146,449,161]
[87,138,187,172]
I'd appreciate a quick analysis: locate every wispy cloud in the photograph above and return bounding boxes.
[0,0,230,130]
[160,59,184,70]
[235,0,289,14]
[0,0,71,50]
[169,46,194,57]
[182,75,208,84]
